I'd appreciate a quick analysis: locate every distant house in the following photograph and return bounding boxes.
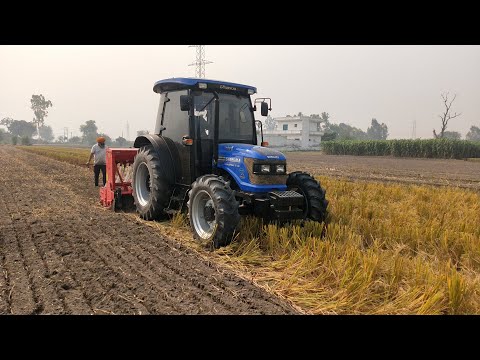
[262,115,325,150]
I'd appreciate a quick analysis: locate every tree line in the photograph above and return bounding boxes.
[261,93,480,142]
[1,94,54,145]
[263,112,390,141]
[0,94,144,147]
[321,115,389,141]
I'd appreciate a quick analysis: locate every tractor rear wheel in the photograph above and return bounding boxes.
[187,175,240,249]
[287,171,328,223]
[132,145,171,220]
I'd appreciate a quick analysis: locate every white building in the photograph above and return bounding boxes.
[262,115,325,150]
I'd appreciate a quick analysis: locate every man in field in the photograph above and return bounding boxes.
[86,137,107,186]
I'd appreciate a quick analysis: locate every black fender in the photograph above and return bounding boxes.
[133,134,180,185]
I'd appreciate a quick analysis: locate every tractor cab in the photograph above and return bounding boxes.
[128,77,328,248]
[151,78,268,184]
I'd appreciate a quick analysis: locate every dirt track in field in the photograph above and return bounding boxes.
[286,152,480,190]
[0,146,297,315]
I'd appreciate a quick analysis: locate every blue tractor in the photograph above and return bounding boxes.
[132,78,328,248]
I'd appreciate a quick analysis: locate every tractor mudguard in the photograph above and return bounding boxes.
[133,134,178,185]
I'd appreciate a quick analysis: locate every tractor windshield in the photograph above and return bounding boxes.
[193,92,255,144]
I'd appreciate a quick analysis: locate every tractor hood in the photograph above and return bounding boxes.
[217,143,287,193]
[218,143,286,161]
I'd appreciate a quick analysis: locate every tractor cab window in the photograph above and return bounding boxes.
[193,92,216,175]
[192,92,255,144]
[218,93,254,143]
[193,92,215,140]
[161,90,189,141]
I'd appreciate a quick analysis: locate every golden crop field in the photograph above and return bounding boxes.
[19,145,91,166]
[19,145,480,314]
[214,178,480,314]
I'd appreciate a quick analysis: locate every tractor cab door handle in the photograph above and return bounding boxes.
[182,135,193,146]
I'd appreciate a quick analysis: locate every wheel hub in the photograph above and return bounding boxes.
[191,191,216,240]
[135,162,151,207]
[204,203,215,222]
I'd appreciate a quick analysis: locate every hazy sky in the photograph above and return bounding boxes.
[1,45,479,140]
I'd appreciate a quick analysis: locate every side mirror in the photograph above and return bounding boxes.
[180,95,191,111]
[261,101,269,116]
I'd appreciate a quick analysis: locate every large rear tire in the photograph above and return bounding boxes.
[287,171,328,222]
[132,145,171,220]
[187,175,240,249]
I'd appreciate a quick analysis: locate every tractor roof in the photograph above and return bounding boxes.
[153,77,257,94]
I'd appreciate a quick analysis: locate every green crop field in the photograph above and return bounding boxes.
[322,139,480,159]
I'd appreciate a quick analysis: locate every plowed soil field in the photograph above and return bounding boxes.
[0,146,297,314]
[286,152,480,190]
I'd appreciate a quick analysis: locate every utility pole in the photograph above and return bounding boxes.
[63,127,69,142]
[126,121,130,141]
[188,45,213,78]
[411,119,416,139]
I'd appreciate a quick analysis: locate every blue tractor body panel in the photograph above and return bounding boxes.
[216,143,287,193]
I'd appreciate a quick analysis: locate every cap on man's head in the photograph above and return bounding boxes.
[97,136,105,144]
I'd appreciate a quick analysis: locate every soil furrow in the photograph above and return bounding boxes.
[0,146,296,314]
[33,217,95,314]
[2,198,66,314]
[0,215,11,314]
[0,206,36,314]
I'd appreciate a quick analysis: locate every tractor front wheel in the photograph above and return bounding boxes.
[187,175,240,249]
[287,171,328,223]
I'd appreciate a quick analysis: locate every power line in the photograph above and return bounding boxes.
[188,45,213,78]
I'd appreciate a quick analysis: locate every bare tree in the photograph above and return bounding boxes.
[433,92,461,138]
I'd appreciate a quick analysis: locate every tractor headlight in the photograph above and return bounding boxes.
[253,162,286,175]
[260,165,271,173]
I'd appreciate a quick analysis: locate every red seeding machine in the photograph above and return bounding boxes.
[99,148,138,210]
